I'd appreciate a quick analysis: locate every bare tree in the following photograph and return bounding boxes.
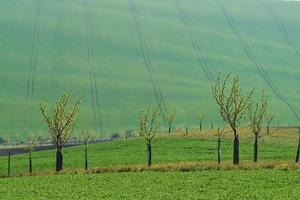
[80,130,91,170]
[7,151,11,177]
[138,104,161,167]
[185,126,189,136]
[266,113,276,135]
[3,135,10,148]
[296,131,300,163]
[216,125,227,164]
[26,136,37,174]
[166,112,175,134]
[294,126,300,163]
[212,73,253,164]
[248,92,268,162]
[4,135,12,176]
[14,133,21,147]
[197,114,204,132]
[90,131,98,144]
[40,91,82,171]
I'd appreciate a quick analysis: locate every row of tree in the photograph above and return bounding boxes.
[3,73,298,175]
[139,73,300,166]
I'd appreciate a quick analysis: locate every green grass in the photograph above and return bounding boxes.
[0,131,299,176]
[1,132,299,199]
[1,0,300,137]
[1,170,300,199]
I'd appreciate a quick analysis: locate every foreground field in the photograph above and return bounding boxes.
[1,170,300,199]
[0,128,299,176]
[1,130,300,199]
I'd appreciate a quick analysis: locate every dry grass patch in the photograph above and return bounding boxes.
[2,160,300,179]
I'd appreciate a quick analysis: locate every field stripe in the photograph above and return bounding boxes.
[170,0,214,84]
[215,0,300,120]
[24,0,41,127]
[129,0,168,126]
[83,0,103,133]
[265,5,300,114]
[265,5,300,58]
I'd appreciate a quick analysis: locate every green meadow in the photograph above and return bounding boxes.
[0,128,299,177]
[2,0,300,199]
[1,0,300,137]
[1,129,300,199]
[1,170,300,199]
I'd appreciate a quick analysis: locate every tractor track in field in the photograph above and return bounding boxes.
[129,0,168,126]
[265,5,300,58]
[25,0,41,125]
[83,0,103,133]
[215,0,300,120]
[264,5,300,114]
[170,0,214,84]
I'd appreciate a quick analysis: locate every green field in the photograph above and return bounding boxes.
[1,170,300,199]
[0,128,299,176]
[1,0,300,137]
[2,0,300,199]
[1,130,300,199]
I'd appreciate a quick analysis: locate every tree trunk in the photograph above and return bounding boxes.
[185,127,189,136]
[211,122,214,130]
[8,152,11,176]
[168,124,171,134]
[295,135,300,163]
[147,140,152,167]
[217,135,221,164]
[56,148,63,172]
[200,121,202,132]
[254,133,258,162]
[85,145,88,170]
[29,151,32,174]
[233,129,239,165]
[267,124,270,135]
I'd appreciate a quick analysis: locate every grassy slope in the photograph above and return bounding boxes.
[1,170,300,199]
[0,128,298,176]
[0,0,300,137]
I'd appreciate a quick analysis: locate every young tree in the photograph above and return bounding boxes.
[212,73,253,164]
[294,127,300,163]
[266,113,276,135]
[185,126,189,136]
[90,131,98,144]
[166,112,175,134]
[216,125,227,164]
[3,136,12,176]
[3,135,10,148]
[14,133,21,147]
[0,137,4,144]
[40,91,82,172]
[80,130,91,170]
[26,136,37,174]
[138,104,161,167]
[36,135,43,146]
[296,129,300,162]
[7,151,11,177]
[197,114,204,132]
[248,92,268,162]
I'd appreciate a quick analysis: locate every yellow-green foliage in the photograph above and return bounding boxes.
[138,104,161,141]
[40,91,82,148]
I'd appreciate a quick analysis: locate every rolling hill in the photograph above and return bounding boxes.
[1,0,300,137]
